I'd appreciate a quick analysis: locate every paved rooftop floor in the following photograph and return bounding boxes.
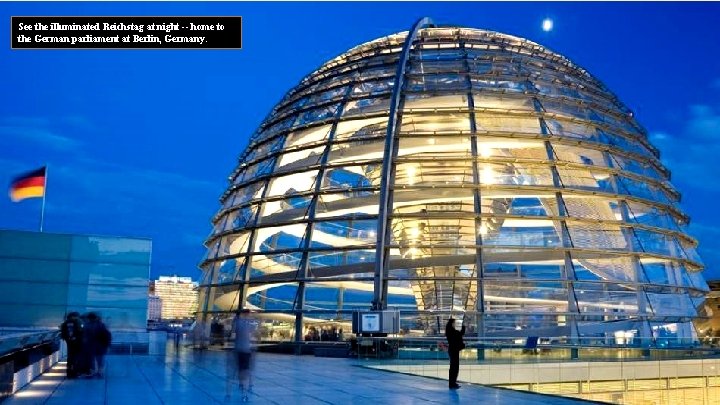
[7,344,597,404]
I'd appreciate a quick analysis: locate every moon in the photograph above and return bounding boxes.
[542,18,553,32]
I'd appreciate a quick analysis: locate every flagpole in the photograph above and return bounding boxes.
[40,164,47,232]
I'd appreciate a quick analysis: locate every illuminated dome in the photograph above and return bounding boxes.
[199,19,708,346]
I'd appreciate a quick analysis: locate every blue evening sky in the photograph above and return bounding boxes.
[1,2,719,281]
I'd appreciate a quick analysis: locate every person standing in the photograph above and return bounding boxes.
[85,313,112,378]
[60,312,83,378]
[445,317,465,389]
[227,310,257,402]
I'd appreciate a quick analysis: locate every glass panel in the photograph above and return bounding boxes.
[598,129,653,158]
[473,94,535,111]
[646,290,696,317]
[632,229,680,257]
[395,161,473,186]
[552,144,607,167]
[471,78,528,93]
[258,196,312,224]
[307,249,376,277]
[397,136,472,159]
[391,216,476,248]
[333,117,387,140]
[404,93,468,110]
[284,124,332,148]
[484,280,569,313]
[216,257,247,284]
[483,261,565,280]
[216,232,251,258]
[234,156,277,184]
[314,191,380,218]
[322,165,377,190]
[252,225,307,253]
[408,59,464,74]
[573,256,636,283]
[265,170,318,198]
[297,104,340,125]
[557,166,614,192]
[343,97,390,117]
[566,223,627,250]
[475,113,539,134]
[626,201,680,231]
[248,283,299,311]
[407,73,468,92]
[484,163,554,186]
[482,219,562,248]
[394,190,475,215]
[617,175,674,205]
[328,138,385,164]
[71,235,151,265]
[610,153,665,182]
[313,219,377,245]
[574,282,639,315]
[225,182,264,207]
[563,197,620,221]
[351,78,394,97]
[641,259,694,287]
[243,135,286,164]
[509,197,558,216]
[250,253,301,277]
[275,145,325,173]
[401,112,470,133]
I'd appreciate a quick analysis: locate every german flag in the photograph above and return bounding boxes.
[9,167,46,202]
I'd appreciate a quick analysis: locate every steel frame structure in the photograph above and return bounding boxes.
[198,19,708,346]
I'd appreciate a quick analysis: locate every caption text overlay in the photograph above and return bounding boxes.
[12,16,242,49]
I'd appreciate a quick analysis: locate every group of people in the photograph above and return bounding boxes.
[60,312,112,379]
[304,325,343,342]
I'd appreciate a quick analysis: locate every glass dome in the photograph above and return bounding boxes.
[198,22,708,346]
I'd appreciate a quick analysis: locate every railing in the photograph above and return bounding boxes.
[0,329,61,400]
[349,336,720,404]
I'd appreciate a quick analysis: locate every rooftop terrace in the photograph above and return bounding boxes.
[6,341,595,404]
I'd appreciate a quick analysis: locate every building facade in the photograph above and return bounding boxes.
[147,294,162,322]
[198,20,708,346]
[0,229,151,351]
[152,276,198,320]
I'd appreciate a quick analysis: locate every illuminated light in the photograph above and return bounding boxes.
[427,138,436,145]
[479,145,492,158]
[542,18,554,32]
[407,248,418,258]
[30,380,57,386]
[481,166,495,184]
[409,227,420,239]
[478,222,488,236]
[406,165,416,185]
[15,390,47,398]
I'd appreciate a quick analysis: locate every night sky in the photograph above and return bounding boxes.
[2,2,719,281]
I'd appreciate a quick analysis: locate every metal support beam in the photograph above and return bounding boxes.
[373,17,435,310]
[293,82,357,349]
[461,38,486,341]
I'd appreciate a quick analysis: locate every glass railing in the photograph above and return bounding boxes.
[349,336,720,405]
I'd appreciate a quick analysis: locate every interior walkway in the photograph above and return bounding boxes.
[6,345,599,404]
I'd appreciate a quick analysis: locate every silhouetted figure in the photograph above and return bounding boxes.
[84,312,112,378]
[445,317,465,389]
[60,312,83,378]
[77,313,93,376]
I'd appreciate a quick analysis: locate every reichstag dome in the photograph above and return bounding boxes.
[199,19,708,346]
